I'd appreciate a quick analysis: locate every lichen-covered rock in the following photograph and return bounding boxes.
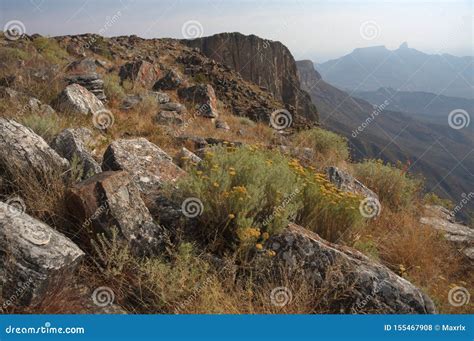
[421,205,474,261]
[0,202,84,308]
[119,60,161,88]
[177,84,218,118]
[327,166,379,201]
[66,171,168,257]
[55,83,105,115]
[51,128,102,180]
[174,147,202,168]
[0,118,69,180]
[65,73,106,101]
[264,223,437,314]
[154,111,184,125]
[102,138,185,199]
[153,69,183,90]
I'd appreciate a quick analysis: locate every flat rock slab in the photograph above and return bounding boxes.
[0,202,84,308]
[102,138,185,198]
[265,223,437,314]
[67,171,167,257]
[0,118,69,180]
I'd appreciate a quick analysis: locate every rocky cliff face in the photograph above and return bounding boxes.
[183,33,318,122]
[296,60,322,91]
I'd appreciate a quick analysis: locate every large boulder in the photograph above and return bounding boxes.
[421,205,474,261]
[0,118,69,180]
[55,83,105,115]
[264,223,437,314]
[102,138,185,200]
[177,84,219,118]
[0,202,84,308]
[51,128,102,180]
[153,69,183,90]
[66,171,168,257]
[119,60,161,88]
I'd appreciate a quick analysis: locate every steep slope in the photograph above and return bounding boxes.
[183,32,318,122]
[296,60,474,221]
[317,43,474,99]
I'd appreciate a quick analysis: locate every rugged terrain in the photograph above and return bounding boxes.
[0,32,472,315]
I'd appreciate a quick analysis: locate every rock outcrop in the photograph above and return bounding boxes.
[421,205,474,261]
[51,128,102,180]
[296,60,322,91]
[0,118,69,180]
[119,60,161,88]
[66,171,168,257]
[0,202,84,308]
[183,32,318,122]
[265,223,437,314]
[327,166,379,201]
[102,138,185,200]
[178,84,219,118]
[55,83,105,115]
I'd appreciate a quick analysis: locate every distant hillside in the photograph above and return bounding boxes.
[296,60,474,221]
[353,88,474,132]
[317,43,474,99]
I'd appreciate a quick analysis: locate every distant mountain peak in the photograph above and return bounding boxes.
[399,42,409,49]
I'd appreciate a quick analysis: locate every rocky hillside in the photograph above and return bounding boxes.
[183,33,318,122]
[0,32,472,315]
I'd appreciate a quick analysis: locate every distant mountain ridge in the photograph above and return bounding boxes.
[317,43,474,99]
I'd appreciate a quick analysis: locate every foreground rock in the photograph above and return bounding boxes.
[0,202,84,308]
[421,205,474,261]
[327,166,379,201]
[178,84,218,118]
[0,118,69,180]
[265,223,436,314]
[55,83,105,115]
[66,171,167,257]
[102,138,185,200]
[51,128,102,180]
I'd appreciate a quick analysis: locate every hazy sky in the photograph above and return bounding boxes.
[1,0,472,62]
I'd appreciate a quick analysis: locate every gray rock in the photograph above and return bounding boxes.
[215,120,230,130]
[160,102,186,113]
[119,60,161,88]
[153,69,183,90]
[265,223,437,314]
[51,128,102,180]
[0,202,84,308]
[0,118,69,181]
[66,171,168,257]
[55,84,105,115]
[174,147,202,168]
[152,91,170,104]
[120,95,142,111]
[65,73,106,101]
[327,166,379,201]
[178,84,219,118]
[421,205,474,261]
[102,138,185,200]
[154,111,184,125]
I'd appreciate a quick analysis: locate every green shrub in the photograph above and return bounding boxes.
[173,145,363,252]
[20,112,61,144]
[238,117,256,127]
[32,37,68,65]
[0,47,29,64]
[103,73,126,101]
[292,127,349,167]
[353,159,422,210]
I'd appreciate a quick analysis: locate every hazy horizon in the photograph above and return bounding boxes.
[1,0,472,62]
